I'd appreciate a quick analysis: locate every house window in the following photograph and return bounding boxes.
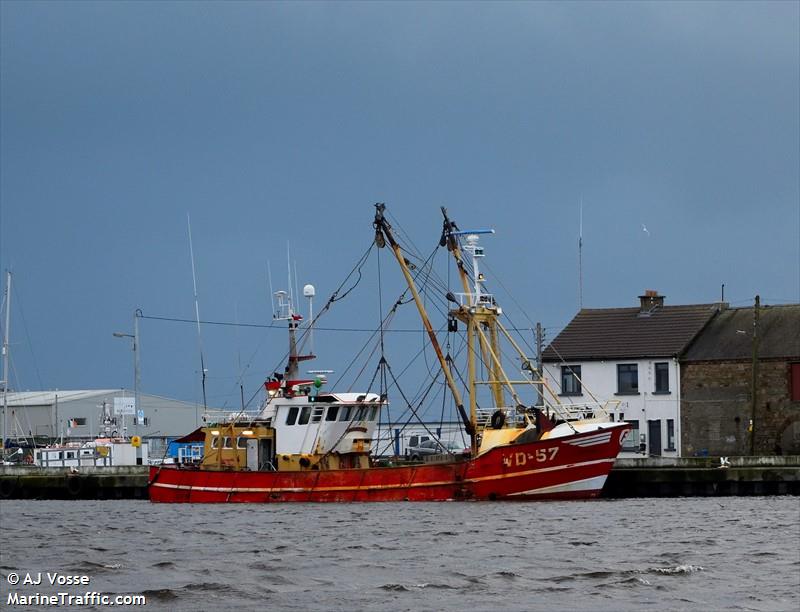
[285,406,299,426]
[655,362,670,394]
[666,419,676,451]
[622,419,639,451]
[298,407,311,425]
[617,364,639,394]
[791,363,800,401]
[69,418,87,427]
[560,365,582,395]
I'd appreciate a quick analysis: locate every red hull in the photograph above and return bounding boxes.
[149,425,629,503]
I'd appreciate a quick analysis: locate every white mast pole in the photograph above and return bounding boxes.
[2,271,11,451]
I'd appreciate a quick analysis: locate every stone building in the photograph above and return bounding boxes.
[680,304,800,456]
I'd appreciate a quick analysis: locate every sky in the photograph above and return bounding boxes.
[1,1,798,415]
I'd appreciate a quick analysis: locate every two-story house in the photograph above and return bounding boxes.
[542,291,719,457]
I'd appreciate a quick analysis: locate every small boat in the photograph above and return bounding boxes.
[149,205,629,502]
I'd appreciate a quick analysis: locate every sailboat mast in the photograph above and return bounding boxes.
[373,204,475,441]
[2,271,10,451]
[187,214,208,418]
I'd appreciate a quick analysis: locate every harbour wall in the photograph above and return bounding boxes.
[1,457,798,500]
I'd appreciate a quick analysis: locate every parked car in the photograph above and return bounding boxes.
[407,439,468,461]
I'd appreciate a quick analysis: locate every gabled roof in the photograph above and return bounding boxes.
[542,304,720,362]
[682,304,800,361]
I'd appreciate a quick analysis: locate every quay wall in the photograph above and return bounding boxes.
[1,457,798,500]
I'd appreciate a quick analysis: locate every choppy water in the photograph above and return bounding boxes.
[1,498,798,611]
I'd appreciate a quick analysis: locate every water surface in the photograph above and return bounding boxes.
[1,497,798,611]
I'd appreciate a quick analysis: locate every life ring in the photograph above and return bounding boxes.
[490,410,506,430]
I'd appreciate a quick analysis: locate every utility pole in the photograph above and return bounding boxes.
[535,322,545,409]
[750,295,760,456]
[133,309,141,436]
[113,308,142,437]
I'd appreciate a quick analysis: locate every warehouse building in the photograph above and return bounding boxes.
[1,389,205,445]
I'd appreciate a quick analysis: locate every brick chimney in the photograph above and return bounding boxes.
[639,289,664,313]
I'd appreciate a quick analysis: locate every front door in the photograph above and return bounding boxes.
[648,420,662,456]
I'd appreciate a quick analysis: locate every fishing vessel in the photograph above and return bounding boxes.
[149,205,629,502]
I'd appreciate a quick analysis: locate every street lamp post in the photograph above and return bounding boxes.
[113,310,141,436]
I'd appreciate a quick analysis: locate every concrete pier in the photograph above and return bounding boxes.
[1,456,798,500]
[603,455,800,497]
[0,465,148,500]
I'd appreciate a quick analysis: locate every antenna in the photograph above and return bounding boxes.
[579,198,583,310]
[187,214,208,418]
[294,261,300,319]
[267,261,275,319]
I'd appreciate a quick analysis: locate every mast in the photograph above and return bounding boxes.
[373,204,475,445]
[441,210,513,415]
[187,214,208,420]
[2,271,10,451]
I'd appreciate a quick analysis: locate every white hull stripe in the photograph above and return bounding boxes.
[507,474,608,496]
[151,458,615,494]
[565,432,612,447]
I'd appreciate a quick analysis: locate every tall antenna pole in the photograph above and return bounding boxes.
[578,198,584,310]
[287,242,293,310]
[187,214,207,420]
[2,271,11,451]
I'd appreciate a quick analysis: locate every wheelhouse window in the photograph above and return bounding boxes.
[298,406,311,425]
[338,406,352,422]
[325,406,339,421]
[617,364,639,394]
[211,436,219,449]
[285,406,299,426]
[560,365,582,396]
[368,405,379,421]
[311,407,324,423]
[655,362,670,394]
[236,437,248,449]
[353,406,367,421]
[223,437,233,449]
